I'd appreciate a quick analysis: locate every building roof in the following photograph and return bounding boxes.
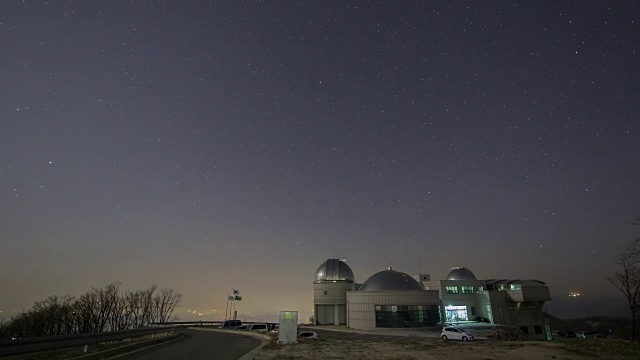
[446,267,477,281]
[485,279,547,287]
[359,267,424,291]
[315,259,355,283]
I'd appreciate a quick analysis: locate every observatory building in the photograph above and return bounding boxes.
[346,267,440,329]
[312,260,552,338]
[313,259,357,325]
[422,267,552,337]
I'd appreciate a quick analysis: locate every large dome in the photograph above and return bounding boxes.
[359,268,424,291]
[315,259,355,283]
[446,267,477,281]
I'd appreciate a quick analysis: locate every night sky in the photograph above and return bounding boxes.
[1,1,639,321]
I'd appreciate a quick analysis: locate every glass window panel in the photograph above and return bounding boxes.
[374,305,439,328]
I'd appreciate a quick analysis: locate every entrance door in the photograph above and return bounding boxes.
[317,305,334,324]
[444,305,468,322]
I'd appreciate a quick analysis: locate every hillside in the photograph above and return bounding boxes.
[545,312,632,339]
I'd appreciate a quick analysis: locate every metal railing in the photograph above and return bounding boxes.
[151,321,223,326]
[0,326,176,357]
[151,321,279,328]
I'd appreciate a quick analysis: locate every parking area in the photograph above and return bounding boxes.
[298,323,495,342]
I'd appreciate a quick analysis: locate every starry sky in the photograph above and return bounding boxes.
[1,1,639,321]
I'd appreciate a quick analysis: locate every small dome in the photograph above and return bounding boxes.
[315,259,355,283]
[447,267,477,281]
[359,267,424,291]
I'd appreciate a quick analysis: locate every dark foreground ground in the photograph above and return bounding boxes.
[115,328,260,360]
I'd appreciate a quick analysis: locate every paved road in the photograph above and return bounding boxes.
[115,328,261,360]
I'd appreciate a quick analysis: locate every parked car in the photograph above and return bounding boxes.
[297,331,319,339]
[218,320,242,329]
[576,330,597,338]
[246,323,269,333]
[237,325,249,330]
[441,327,474,341]
[557,329,576,338]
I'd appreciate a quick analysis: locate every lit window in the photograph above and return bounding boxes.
[446,286,459,294]
[461,286,474,294]
[509,284,522,291]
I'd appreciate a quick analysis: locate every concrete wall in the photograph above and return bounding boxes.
[507,286,551,302]
[314,282,355,304]
[486,291,547,338]
[346,290,440,330]
[314,282,355,325]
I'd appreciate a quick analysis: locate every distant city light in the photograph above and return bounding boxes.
[569,292,581,297]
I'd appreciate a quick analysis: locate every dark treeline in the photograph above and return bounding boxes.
[0,282,181,340]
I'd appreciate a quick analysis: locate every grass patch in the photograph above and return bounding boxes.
[561,338,640,358]
[262,341,284,350]
[402,341,437,351]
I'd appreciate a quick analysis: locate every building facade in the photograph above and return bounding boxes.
[312,260,552,339]
[346,268,440,330]
[421,267,552,339]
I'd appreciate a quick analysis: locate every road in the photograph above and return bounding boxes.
[115,328,261,360]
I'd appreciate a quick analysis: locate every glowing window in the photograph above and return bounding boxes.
[446,286,459,294]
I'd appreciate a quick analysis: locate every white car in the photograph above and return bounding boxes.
[246,323,268,333]
[297,331,319,339]
[441,327,474,341]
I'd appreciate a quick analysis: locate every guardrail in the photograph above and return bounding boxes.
[150,321,223,326]
[0,326,176,357]
[151,321,280,328]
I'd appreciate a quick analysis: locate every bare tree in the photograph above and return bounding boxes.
[74,291,100,333]
[0,283,181,340]
[608,217,640,342]
[140,284,158,325]
[153,288,183,323]
[88,283,120,332]
[126,290,146,328]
